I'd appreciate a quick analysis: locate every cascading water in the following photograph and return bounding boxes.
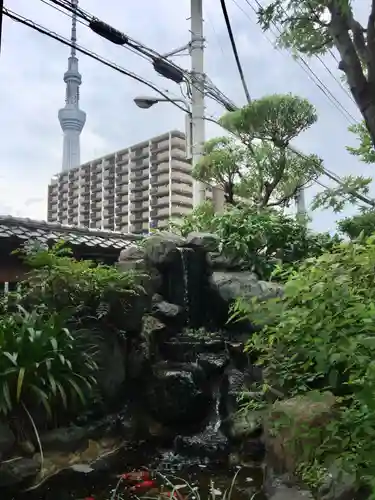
[177,246,194,323]
[173,382,229,459]
[161,246,209,328]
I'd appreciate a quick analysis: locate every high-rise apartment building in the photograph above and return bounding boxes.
[47,130,199,234]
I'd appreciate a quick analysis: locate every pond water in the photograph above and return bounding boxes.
[2,446,267,500]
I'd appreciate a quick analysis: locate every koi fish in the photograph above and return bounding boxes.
[129,479,158,493]
[120,470,152,483]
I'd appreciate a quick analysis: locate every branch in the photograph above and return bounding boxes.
[260,149,287,207]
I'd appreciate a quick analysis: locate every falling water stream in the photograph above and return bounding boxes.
[176,247,194,323]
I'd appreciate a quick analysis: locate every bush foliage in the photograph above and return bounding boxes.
[173,203,338,279]
[0,306,97,421]
[232,235,375,493]
[0,242,142,427]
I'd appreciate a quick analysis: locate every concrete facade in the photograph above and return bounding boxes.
[47,130,209,234]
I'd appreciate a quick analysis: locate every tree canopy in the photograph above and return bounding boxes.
[193,93,322,208]
[258,0,375,146]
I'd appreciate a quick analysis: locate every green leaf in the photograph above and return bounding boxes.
[16,368,25,402]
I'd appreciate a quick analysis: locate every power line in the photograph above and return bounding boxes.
[4,7,223,130]
[220,0,252,103]
[4,8,189,114]
[39,0,152,63]
[41,0,237,112]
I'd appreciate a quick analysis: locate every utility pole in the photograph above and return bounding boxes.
[0,0,4,55]
[295,187,307,223]
[190,0,206,206]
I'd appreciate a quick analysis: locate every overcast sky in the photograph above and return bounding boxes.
[0,0,371,233]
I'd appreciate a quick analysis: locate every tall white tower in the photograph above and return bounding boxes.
[58,0,86,172]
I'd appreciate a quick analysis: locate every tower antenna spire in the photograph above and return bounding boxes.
[58,0,86,172]
[70,0,77,57]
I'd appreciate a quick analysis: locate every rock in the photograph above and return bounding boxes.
[0,422,15,459]
[152,300,184,325]
[186,232,220,252]
[265,391,336,475]
[138,314,168,364]
[174,426,229,460]
[269,485,313,500]
[227,410,262,441]
[160,335,225,363]
[264,469,314,500]
[212,271,283,303]
[209,270,283,329]
[0,457,40,487]
[142,314,166,338]
[197,352,229,376]
[118,244,146,271]
[208,252,246,271]
[143,232,186,266]
[39,426,88,452]
[146,362,211,425]
[119,244,146,262]
[318,464,370,500]
[94,331,126,401]
[220,368,246,416]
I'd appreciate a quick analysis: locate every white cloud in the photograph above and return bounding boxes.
[0,0,372,232]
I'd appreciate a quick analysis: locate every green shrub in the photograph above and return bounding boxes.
[337,209,375,239]
[17,242,143,332]
[232,235,375,493]
[0,306,97,421]
[174,204,339,279]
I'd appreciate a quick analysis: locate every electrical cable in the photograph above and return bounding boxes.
[220,0,252,103]
[225,0,375,207]
[39,0,152,63]
[4,7,189,114]
[4,7,223,132]
[41,0,238,113]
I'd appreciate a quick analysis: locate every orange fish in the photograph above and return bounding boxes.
[161,490,185,500]
[121,471,152,483]
[129,480,158,493]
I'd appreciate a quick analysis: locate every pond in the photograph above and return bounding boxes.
[2,446,266,500]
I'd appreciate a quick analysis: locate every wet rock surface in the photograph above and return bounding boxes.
[146,362,211,425]
[0,457,40,487]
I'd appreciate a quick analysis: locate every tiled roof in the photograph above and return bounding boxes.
[0,215,142,251]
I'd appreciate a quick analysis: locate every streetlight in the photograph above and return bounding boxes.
[134,95,225,211]
[134,96,193,161]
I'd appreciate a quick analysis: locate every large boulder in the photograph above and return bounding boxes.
[186,232,220,253]
[94,330,126,401]
[208,271,283,330]
[211,271,283,303]
[318,464,370,500]
[146,362,211,425]
[264,391,336,475]
[117,243,162,328]
[143,233,186,266]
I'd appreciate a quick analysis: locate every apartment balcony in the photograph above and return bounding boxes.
[150,186,169,198]
[116,175,129,186]
[130,169,149,182]
[130,213,149,224]
[131,180,149,192]
[116,197,129,207]
[130,202,148,213]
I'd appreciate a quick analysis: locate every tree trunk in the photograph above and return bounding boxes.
[329,4,375,146]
